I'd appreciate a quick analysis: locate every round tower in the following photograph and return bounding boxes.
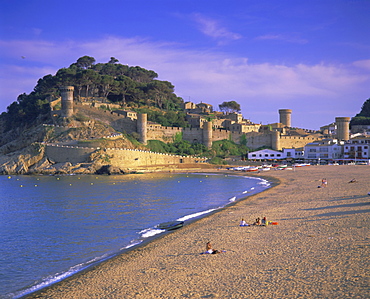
[203,121,213,149]
[335,117,351,141]
[137,113,147,145]
[279,109,292,127]
[60,86,74,117]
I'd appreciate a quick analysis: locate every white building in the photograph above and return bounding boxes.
[304,139,343,161]
[343,137,370,162]
[283,148,304,160]
[248,149,285,160]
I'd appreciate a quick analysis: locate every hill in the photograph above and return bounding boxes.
[0,56,184,132]
[350,98,370,126]
[0,58,213,174]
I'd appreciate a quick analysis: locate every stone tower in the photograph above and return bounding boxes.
[137,113,147,145]
[60,86,74,117]
[335,117,351,140]
[279,109,292,127]
[203,121,213,149]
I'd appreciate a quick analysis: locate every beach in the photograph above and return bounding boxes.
[25,165,370,299]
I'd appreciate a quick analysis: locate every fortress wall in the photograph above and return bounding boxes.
[211,129,231,142]
[230,131,245,144]
[147,127,184,142]
[279,135,324,149]
[112,118,137,134]
[182,127,204,143]
[105,148,206,168]
[245,133,273,150]
[245,133,325,151]
[46,145,96,163]
[45,144,206,168]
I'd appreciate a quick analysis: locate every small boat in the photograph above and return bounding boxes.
[157,220,184,231]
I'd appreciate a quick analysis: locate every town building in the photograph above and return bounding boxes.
[343,137,370,162]
[247,149,285,160]
[283,148,304,160]
[303,139,344,162]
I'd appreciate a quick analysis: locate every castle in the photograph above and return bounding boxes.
[59,86,350,152]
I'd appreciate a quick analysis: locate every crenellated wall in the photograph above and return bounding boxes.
[45,144,206,168]
[245,131,325,150]
[45,144,96,163]
[105,148,207,169]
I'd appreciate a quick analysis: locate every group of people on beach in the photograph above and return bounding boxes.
[203,216,270,254]
[239,216,268,226]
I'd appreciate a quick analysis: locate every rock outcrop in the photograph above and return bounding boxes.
[0,143,45,174]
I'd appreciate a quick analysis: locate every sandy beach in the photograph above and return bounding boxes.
[25,165,370,299]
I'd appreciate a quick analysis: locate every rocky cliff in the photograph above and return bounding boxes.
[0,109,141,175]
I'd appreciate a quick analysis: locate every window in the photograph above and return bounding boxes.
[309,148,316,152]
[287,152,291,157]
[252,154,256,157]
[277,154,281,157]
[271,154,275,157]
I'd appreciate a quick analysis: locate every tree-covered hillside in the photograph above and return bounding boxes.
[1,56,184,130]
[350,98,370,126]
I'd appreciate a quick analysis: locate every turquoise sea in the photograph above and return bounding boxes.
[0,173,270,298]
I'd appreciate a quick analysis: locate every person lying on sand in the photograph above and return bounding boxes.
[240,218,249,226]
[348,178,357,183]
[202,242,225,254]
[253,217,261,225]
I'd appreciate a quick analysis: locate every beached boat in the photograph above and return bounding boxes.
[157,220,184,231]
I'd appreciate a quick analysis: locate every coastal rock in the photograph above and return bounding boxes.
[0,143,45,175]
[95,164,126,175]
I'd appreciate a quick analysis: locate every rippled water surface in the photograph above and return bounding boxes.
[0,173,270,298]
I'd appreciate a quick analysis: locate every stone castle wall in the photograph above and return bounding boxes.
[245,132,325,150]
[147,126,243,145]
[45,144,96,163]
[45,144,206,168]
[105,148,206,169]
[279,135,324,150]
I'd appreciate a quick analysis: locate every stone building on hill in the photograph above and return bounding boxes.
[57,87,351,152]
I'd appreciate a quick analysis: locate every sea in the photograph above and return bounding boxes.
[0,172,270,298]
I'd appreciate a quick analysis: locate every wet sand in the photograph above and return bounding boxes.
[25,165,370,298]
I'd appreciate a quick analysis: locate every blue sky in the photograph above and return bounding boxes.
[1,0,369,130]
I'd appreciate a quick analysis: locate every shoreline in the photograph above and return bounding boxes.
[23,165,369,298]
[14,171,273,299]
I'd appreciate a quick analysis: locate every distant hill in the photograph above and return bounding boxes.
[0,56,185,132]
[350,98,370,126]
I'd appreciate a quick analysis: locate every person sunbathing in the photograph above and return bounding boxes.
[240,218,249,226]
[253,217,261,225]
[203,242,224,254]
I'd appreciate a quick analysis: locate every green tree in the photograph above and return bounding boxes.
[350,98,370,126]
[74,56,96,69]
[108,57,119,64]
[219,100,241,113]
